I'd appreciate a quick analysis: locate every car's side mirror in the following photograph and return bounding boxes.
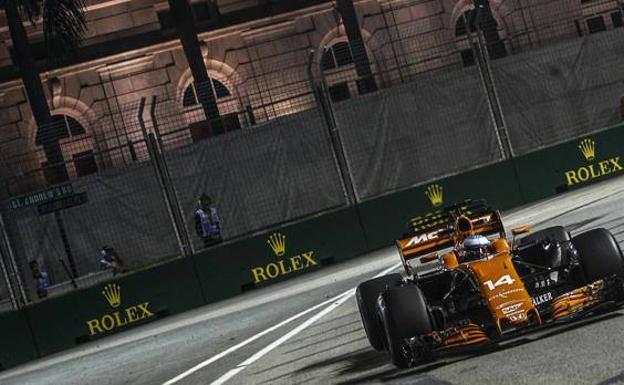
[511,225,532,236]
[511,225,531,250]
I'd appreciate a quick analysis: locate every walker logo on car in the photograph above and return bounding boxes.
[405,231,440,248]
[533,291,553,306]
[251,233,318,284]
[564,138,623,186]
[85,284,155,336]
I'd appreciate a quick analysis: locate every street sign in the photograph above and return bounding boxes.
[37,192,88,216]
[9,184,74,210]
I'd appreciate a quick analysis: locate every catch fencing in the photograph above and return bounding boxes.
[1,0,624,309]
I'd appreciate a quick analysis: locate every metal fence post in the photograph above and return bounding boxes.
[137,97,191,258]
[467,9,514,160]
[148,96,194,256]
[0,211,27,308]
[306,49,359,204]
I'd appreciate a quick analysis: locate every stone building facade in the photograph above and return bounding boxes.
[0,0,621,192]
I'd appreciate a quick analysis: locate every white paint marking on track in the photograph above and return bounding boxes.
[162,262,401,385]
[162,292,349,385]
[209,262,403,385]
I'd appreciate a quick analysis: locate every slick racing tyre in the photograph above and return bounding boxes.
[573,228,624,282]
[356,274,402,351]
[519,226,570,245]
[377,285,433,368]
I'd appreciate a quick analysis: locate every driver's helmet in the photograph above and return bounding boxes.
[462,234,491,261]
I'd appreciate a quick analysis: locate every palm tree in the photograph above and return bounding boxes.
[167,0,221,130]
[4,0,87,183]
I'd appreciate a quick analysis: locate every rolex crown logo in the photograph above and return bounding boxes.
[578,138,595,161]
[267,233,286,257]
[425,184,443,207]
[102,284,121,308]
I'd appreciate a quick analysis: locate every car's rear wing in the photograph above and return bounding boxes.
[396,200,505,275]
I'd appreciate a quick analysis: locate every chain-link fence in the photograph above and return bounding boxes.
[1,0,624,311]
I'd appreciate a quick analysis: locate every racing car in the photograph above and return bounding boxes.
[356,200,624,368]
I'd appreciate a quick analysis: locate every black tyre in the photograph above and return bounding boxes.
[573,228,624,282]
[377,285,433,368]
[356,273,402,351]
[520,226,570,246]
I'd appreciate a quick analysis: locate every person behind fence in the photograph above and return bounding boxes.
[99,245,126,275]
[194,194,222,247]
[29,260,50,299]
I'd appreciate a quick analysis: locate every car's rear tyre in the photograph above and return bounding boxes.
[573,228,624,282]
[377,285,433,368]
[519,226,570,245]
[356,273,402,351]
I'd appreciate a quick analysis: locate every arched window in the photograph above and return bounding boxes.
[454,7,507,66]
[35,114,85,145]
[36,114,97,178]
[455,10,477,37]
[183,78,231,107]
[321,41,354,71]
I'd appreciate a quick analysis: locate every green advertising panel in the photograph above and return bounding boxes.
[193,206,368,303]
[357,161,525,250]
[25,257,203,356]
[0,310,39,370]
[513,124,624,202]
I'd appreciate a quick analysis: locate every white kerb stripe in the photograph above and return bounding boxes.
[209,262,402,385]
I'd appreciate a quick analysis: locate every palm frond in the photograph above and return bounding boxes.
[16,0,41,23]
[41,0,87,61]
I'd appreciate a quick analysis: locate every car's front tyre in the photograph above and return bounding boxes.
[377,285,433,368]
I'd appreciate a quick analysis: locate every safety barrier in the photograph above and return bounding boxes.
[0,310,38,370]
[24,257,204,357]
[1,123,622,370]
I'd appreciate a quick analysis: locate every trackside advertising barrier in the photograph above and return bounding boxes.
[192,206,369,303]
[0,310,38,370]
[512,124,624,202]
[24,257,204,356]
[1,124,623,370]
[357,161,525,250]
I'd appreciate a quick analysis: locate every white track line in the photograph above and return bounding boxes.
[163,262,401,385]
[209,262,402,385]
[162,292,350,385]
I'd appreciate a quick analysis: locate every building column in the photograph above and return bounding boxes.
[336,0,377,93]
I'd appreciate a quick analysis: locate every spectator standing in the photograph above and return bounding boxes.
[194,194,222,248]
[29,260,50,299]
[99,246,126,275]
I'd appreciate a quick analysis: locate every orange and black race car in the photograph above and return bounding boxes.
[356,200,624,368]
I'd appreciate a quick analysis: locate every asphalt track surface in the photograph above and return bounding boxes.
[4,178,624,385]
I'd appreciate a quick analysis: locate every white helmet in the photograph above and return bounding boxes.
[462,235,490,261]
[463,234,490,250]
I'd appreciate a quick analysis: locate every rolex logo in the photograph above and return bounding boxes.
[578,138,595,161]
[102,284,121,308]
[267,233,286,257]
[425,184,443,207]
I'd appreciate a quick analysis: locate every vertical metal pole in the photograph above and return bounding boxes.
[466,11,512,160]
[0,212,27,306]
[149,96,193,256]
[306,49,359,204]
[0,247,18,309]
[54,211,79,279]
[137,97,191,258]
